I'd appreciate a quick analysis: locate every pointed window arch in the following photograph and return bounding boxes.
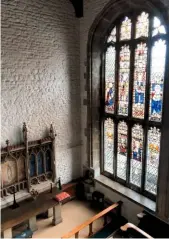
[103,11,167,200]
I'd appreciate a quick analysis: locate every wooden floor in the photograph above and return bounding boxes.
[33,200,104,238]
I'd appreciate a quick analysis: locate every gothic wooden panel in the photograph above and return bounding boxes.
[2,157,17,187]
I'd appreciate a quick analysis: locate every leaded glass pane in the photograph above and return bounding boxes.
[117,121,127,180]
[105,46,116,114]
[132,43,147,119]
[149,40,166,121]
[120,17,131,40]
[107,27,116,43]
[130,124,143,187]
[118,45,130,115]
[145,127,161,195]
[104,118,114,174]
[152,17,166,36]
[135,12,149,38]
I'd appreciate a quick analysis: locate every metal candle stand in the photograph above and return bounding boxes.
[10,187,19,209]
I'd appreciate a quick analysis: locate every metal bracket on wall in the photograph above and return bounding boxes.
[69,0,83,18]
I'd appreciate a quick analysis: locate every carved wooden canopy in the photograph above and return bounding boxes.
[1,123,57,198]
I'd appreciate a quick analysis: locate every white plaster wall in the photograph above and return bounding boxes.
[1,0,81,183]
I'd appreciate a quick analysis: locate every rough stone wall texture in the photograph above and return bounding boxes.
[1,0,81,184]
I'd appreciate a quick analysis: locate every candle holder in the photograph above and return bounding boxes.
[50,183,53,193]
[56,177,62,190]
[10,187,19,209]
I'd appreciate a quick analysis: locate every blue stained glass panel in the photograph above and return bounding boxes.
[30,154,36,177]
[46,150,52,172]
[105,46,116,114]
[149,40,166,121]
[37,151,44,175]
[132,43,147,119]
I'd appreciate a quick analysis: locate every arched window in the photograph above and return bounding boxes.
[102,12,167,200]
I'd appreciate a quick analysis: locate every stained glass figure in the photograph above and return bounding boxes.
[107,27,116,43]
[135,12,149,38]
[145,127,161,195]
[104,118,114,174]
[152,17,166,36]
[30,154,36,177]
[130,124,143,187]
[120,17,131,40]
[117,121,127,180]
[37,151,44,175]
[118,45,130,115]
[149,40,166,121]
[132,43,147,119]
[105,46,116,114]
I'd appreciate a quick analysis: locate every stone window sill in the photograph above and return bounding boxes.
[95,174,156,212]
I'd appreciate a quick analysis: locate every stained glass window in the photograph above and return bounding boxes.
[152,17,166,36]
[117,121,128,180]
[132,43,147,119]
[135,12,149,38]
[145,127,161,195]
[107,27,116,43]
[118,45,130,115]
[149,40,166,121]
[103,11,167,200]
[105,46,116,114]
[104,118,114,174]
[120,17,132,40]
[130,125,143,187]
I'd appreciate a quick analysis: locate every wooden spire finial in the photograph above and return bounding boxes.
[23,122,28,143]
[6,139,9,147]
[6,140,9,152]
[49,124,56,139]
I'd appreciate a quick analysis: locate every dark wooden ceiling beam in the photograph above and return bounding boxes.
[69,0,83,18]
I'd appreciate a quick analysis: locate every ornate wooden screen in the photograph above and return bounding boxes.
[102,11,168,200]
[1,123,56,198]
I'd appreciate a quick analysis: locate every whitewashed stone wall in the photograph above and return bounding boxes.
[1,0,81,183]
[80,0,110,166]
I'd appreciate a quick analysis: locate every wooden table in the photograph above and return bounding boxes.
[1,187,62,238]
